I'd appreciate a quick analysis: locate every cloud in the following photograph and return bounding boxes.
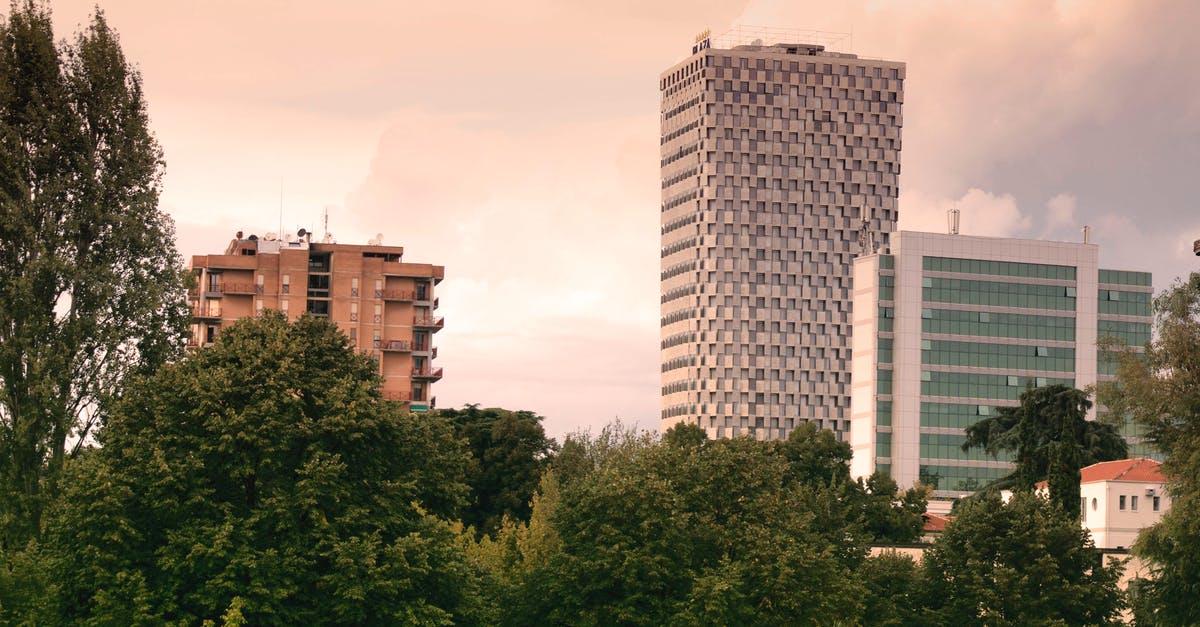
[1044,193,1077,233]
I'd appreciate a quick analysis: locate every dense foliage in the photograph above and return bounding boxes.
[438,405,557,535]
[0,2,189,546]
[920,491,1125,625]
[23,314,484,624]
[1103,272,1200,625]
[963,384,1127,512]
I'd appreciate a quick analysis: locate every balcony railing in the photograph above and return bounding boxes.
[222,282,259,294]
[192,306,221,319]
[413,316,444,330]
[380,340,413,352]
[412,366,443,380]
[380,289,416,301]
[382,390,414,402]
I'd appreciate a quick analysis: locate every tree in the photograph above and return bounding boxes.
[30,314,483,625]
[0,2,188,545]
[963,384,1127,512]
[439,405,557,535]
[1101,272,1200,625]
[919,491,1125,625]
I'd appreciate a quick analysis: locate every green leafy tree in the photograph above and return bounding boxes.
[30,313,482,625]
[0,2,188,545]
[858,551,922,626]
[963,384,1127,512]
[1101,272,1200,625]
[439,405,557,535]
[506,430,867,625]
[919,491,1125,625]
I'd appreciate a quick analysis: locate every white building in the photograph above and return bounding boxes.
[849,231,1152,511]
[659,32,905,440]
[1081,458,1169,550]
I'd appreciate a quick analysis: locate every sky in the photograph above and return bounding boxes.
[44,0,1200,440]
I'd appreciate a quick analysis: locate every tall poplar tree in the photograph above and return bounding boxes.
[0,2,187,545]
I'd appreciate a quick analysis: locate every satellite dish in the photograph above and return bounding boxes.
[297,228,307,238]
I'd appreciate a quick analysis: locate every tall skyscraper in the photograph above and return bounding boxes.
[189,231,445,412]
[659,32,905,440]
[848,231,1152,512]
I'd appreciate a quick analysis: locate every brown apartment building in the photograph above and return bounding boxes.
[188,231,444,412]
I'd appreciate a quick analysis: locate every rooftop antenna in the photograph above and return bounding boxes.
[322,205,336,243]
[1082,225,1091,244]
[948,208,961,235]
[278,178,284,244]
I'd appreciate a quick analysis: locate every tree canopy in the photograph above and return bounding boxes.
[920,491,1125,625]
[1102,272,1200,625]
[963,384,1127,512]
[438,405,557,535]
[0,2,188,546]
[27,313,483,625]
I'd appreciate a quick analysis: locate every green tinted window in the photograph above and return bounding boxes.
[921,340,1074,373]
[876,431,892,459]
[1098,319,1151,347]
[924,277,1077,311]
[922,402,999,429]
[879,306,894,332]
[921,371,1074,401]
[920,433,1014,462]
[877,368,893,395]
[922,309,1075,341]
[1098,290,1152,316]
[919,464,1013,491]
[924,256,1076,281]
[879,255,895,270]
[877,400,893,426]
[878,338,894,364]
[1099,269,1152,287]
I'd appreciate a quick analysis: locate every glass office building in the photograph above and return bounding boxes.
[849,231,1152,511]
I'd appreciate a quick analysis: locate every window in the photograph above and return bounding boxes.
[1081,497,1087,521]
[351,277,359,297]
[1119,495,1126,510]
[281,274,290,294]
[374,303,382,323]
[280,299,289,312]
[1153,496,1161,511]
[372,330,381,349]
[350,302,358,321]
[1065,286,1076,297]
[1036,346,1050,357]
[1131,495,1139,511]
[255,299,263,316]
[1092,498,1098,511]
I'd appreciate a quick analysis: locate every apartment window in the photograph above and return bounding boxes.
[351,277,359,297]
[1131,495,1139,511]
[255,299,263,316]
[375,279,383,298]
[280,299,289,313]
[1153,496,1161,511]
[282,274,290,295]
[255,273,264,294]
[372,330,381,349]
[349,328,357,345]
[350,302,358,321]
[1119,495,1126,510]
[374,303,382,323]
[208,273,221,292]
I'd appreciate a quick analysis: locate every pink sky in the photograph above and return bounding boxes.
[46,0,1200,439]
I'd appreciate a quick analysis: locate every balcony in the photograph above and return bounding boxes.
[192,306,221,320]
[412,366,443,381]
[380,340,413,352]
[382,390,413,402]
[413,316,444,331]
[222,282,259,295]
[379,289,416,301]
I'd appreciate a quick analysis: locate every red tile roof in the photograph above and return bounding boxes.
[923,513,952,533]
[1080,458,1164,484]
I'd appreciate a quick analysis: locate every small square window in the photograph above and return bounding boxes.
[921,371,932,381]
[1036,346,1050,357]
[1109,291,1121,301]
[1036,377,1048,387]
[978,405,990,416]
[921,340,932,350]
[922,277,933,288]
[1065,286,1076,297]
[921,309,933,319]
[1008,376,1020,386]
[979,312,990,323]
